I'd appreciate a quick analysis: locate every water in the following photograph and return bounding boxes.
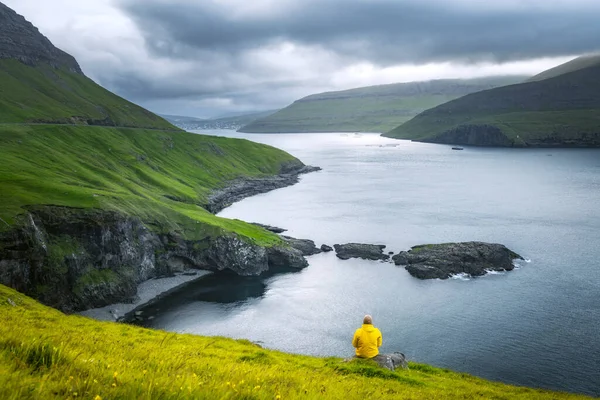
[139,131,600,396]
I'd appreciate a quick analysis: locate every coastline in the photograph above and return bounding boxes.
[80,162,321,321]
[79,270,212,321]
[207,164,321,213]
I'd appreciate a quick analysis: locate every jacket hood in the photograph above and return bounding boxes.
[361,324,376,332]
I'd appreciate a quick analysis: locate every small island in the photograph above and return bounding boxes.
[392,242,523,280]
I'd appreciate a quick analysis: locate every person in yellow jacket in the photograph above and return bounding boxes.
[352,314,382,358]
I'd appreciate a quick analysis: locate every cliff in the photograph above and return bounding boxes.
[0,3,316,312]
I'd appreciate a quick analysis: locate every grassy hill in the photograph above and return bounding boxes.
[0,123,296,243]
[0,284,591,400]
[0,2,310,312]
[384,59,600,147]
[0,59,173,129]
[526,54,600,82]
[239,77,526,133]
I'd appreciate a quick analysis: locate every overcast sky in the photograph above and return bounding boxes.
[5,0,600,118]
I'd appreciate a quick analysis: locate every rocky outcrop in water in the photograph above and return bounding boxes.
[0,2,82,73]
[282,236,322,256]
[0,206,307,312]
[392,242,523,279]
[320,244,333,252]
[333,243,389,261]
[207,161,321,213]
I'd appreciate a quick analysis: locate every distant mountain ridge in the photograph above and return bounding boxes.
[384,55,600,147]
[526,54,600,82]
[239,76,527,133]
[164,110,278,130]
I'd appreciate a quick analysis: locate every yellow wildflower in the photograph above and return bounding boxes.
[254,385,261,390]
[113,372,118,379]
[94,396,102,400]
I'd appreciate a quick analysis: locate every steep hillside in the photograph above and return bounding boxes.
[384,61,600,147]
[0,2,172,129]
[526,54,600,82]
[0,2,312,312]
[239,77,526,133]
[0,284,590,400]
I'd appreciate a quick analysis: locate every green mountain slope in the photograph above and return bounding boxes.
[0,284,591,400]
[239,77,526,133]
[384,61,600,147]
[0,124,297,241]
[0,59,173,129]
[526,54,600,82]
[0,2,309,311]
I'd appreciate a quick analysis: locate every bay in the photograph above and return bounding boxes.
[139,131,600,396]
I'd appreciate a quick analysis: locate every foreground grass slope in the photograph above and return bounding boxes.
[0,285,590,400]
[239,77,525,134]
[0,123,298,244]
[385,59,600,146]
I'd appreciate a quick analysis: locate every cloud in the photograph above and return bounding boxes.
[4,0,599,117]
[121,0,600,64]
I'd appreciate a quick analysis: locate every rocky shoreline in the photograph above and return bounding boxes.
[79,270,212,321]
[0,162,322,313]
[207,162,321,213]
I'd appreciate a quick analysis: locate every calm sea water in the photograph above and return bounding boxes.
[139,131,600,396]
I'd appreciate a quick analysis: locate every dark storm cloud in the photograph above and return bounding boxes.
[120,0,600,64]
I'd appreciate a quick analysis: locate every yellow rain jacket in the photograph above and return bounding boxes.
[352,323,382,358]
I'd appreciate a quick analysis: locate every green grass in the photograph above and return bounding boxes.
[0,59,173,129]
[527,55,600,82]
[385,63,600,146]
[239,77,525,133]
[0,123,298,245]
[0,284,592,400]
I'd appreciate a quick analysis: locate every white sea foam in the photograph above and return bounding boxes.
[485,270,505,275]
[450,273,471,281]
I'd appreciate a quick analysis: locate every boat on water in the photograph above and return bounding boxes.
[452,147,464,150]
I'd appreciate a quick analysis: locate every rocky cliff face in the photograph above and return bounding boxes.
[0,206,306,312]
[0,2,82,73]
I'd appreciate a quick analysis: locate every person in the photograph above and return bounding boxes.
[352,314,382,358]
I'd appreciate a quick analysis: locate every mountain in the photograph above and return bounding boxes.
[163,110,279,131]
[384,56,600,147]
[0,2,172,129]
[0,2,309,312]
[526,54,600,82]
[238,77,526,133]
